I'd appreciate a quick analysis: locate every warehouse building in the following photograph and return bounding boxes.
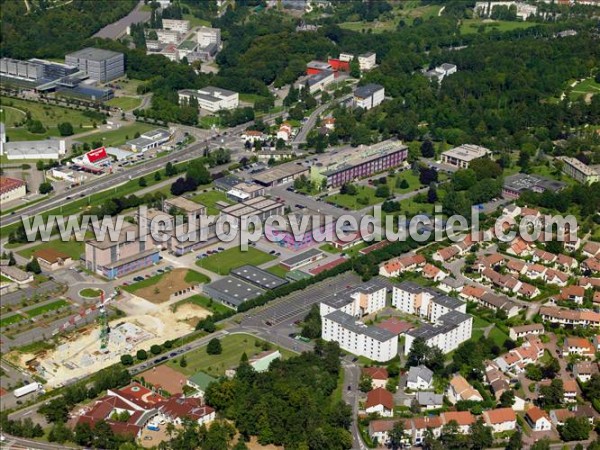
[220,195,285,224]
[229,265,288,290]
[126,128,172,152]
[0,126,66,160]
[280,249,324,270]
[65,48,125,83]
[0,176,27,204]
[202,276,265,310]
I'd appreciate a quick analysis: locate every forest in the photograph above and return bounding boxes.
[205,342,353,449]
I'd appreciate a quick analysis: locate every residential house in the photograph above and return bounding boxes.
[550,409,574,427]
[572,405,597,425]
[560,286,585,304]
[544,269,569,287]
[526,406,552,431]
[526,264,547,280]
[482,408,517,433]
[157,395,215,426]
[594,335,600,352]
[440,411,475,434]
[379,254,426,277]
[540,306,600,327]
[365,388,394,417]
[416,392,444,410]
[459,285,486,302]
[411,416,443,445]
[517,282,540,298]
[432,246,459,262]
[533,249,557,265]
[422,263,447,282]
[578,277,600,289]
[563,379,578,403]
[509,324,544,341]
[583,257,600,273]
[406,365,434,390]
[506,238,532,257]
[446,374,483,404]
[438,277,464,293]
[506,259,527,276]
[574,362,599,382]
[484,364,510,400]
[363,367,389,389]
[556,254,577,271]
[583,241,600,258]
[494,336,544,375]
[368,419,408,447]
[563,337,595,358]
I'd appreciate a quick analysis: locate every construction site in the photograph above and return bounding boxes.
[8,288,210,388]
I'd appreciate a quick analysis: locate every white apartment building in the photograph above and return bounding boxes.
[358,52,376,71]
[392,282,466,322]
[353,83,385,110]
[404,310,473,355]
[197,27,221,48]
[322,310,398,362]
[178,86,239,112]
[559,156,600,185]
[156,29,181,44]
[320,284,387,318]
[162,19,190,34]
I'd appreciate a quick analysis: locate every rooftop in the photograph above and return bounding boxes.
[165,196,205,213]
[354,83,384,99]
[442,144,491,162]
[281,248,324,268]
[504,173,566,194]
[204,276,265,307]
[230,265,288,290]
[0,176,26,195]
[324,310,396,342]
[66,47,123,61]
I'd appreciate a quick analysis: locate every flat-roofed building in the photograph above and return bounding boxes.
[559,156,600,184]
[65,47,124,82]
[353,83,385,110]
[252,163,309,187]
[502,173,566,199]
[197,26,221,48]
[126,128,171,152]
[280,248,324,270]
[0,57,44,81]
[226,182,265,202]
[358,52,376,71]
[220,195,284,225]
[164,196,206,221]
[230,265,288,290]
[0,136,66,160]
[404,310,473,355]
[84,225,160,279]
[202,276,265,310]
[322,309,398,362]
[178,86,238,112]
[162,19,190,34]
[441,144,491,169]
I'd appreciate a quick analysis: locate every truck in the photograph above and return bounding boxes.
[147,424,159,432]
[14,382,41,398]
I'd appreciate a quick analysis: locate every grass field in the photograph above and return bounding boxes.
[1,96,101,140]
[460,19,538,35]
[569,77,600,101]
[167,333,296,377]
[489,327,510,347]
[390,170,421,193]
[183,13,211,27]
[191,189,232,215]
[106,96,142,111]
[77,122,156,147]
[196,247,276,275]
[266,265,289,278]
[173,294,232,315]
[26,299,70,318]
[326,186,381,210]
[17,239,84,261]
[0,313,26,328]
[184,270,211,284]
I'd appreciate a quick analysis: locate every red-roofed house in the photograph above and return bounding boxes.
[440,411,475,433]
[365,388,394,417]
[433,246,459,262]
[526,406,552,431]
[482,408,516,433]
[583,257,600,273]
[560,286,585,304]
[157,394,215,425]
[583,241,600,258]
[0,176,27,204]
[422,263,447,282]
[563,337,595,358]
[411,416,443,444]
[563,379,578,403]
[363,367,389,389]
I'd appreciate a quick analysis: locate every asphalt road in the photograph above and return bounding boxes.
[293,93,352,146]
[93,0,150,39]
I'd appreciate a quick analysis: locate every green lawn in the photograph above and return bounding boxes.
[390,170,422,193]
[106,96,142,111]
[326,186,381,210]
[199,115,220,129]
[167,333,295,377]
[473,316,492,330]
[26,299,70,318]
[266,265,289,278]
[460,19,538,35]
[184,270,211,284]
[489,327,510,347]
[79,288,103,298]
[0,313,26,328]
[183,13,211,27]
[113,78,144,96]
[17,239,84,261]
[196,247,276,275]
[319,242,366,257]
[569,77,600,101]
[122,273,166,293]
[191,190,232,215]
[0,105,27,126]
[77,122,156,147]
[173,294,232,315]
[0,275,11,283]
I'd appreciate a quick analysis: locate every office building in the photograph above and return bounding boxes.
[162,19,190,34]
[353,83,385,110]
[358,52,376,71]
[559,156,600,184]
[441,144,491,168]
[502,173,566,199]
[178,86,239,112]
[0,58,44,82]
[65,47,125,83]
[126,128,171,152]
[197,27,221,48]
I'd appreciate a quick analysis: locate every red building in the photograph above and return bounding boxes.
[306,60,332,75]
[328,58,350,72]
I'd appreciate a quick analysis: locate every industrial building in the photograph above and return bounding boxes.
[253,163,310,187]
[0,176,27,204]
[229,265,288,290]
[441,144,491,169]
[126,128,172,152]
[0,58,45,82]
[220,195,285,225]
[502,173,566,199]
[178,86,239,112]
[353,83,385,110]
[65,47,125,83]
[0,124,66,160]
[202,276,265,310]
[280,249,324,270]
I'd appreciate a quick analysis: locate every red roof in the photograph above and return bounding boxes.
[483,407,516,425]
[362,367,389,380]
[158,394,214,422]
[376,317,414,335]
[360,240,390,255]
[365,388,394,410]
[113,382,165,407]
[0,176,26,195]
[527,406,549,423]
[85,146,109,164]
[441,411,475,426]
[309,257,346,275]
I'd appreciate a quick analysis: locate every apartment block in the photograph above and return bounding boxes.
[560,156,599,184]
[319,283,387,318]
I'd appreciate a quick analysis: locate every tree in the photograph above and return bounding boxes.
[186,159,211,186]
[180,355,187,367]
[505,430,523,450]
[470,418,493,450]
[340,183,358,195]
[421,140,435,158]
[48,421,73,443]
[26,257,41,274]
[359,375,373,392]
[389,421,408,450]
[469,158,502,180]
[154,171,162,181]
[150,344,161,355]
[138,176,147,187]
[120,354,134,366]
[57,122,74,136]
[207,338,222,355]
[427,185,438,203]
[419,167,438,185]
[8,252,16,266]
[165,161,177,177]
[397,178,409,189]
[499,389,515,408]
[452,169,477,191]
[538,378,563,408]
[38,397,69,423]
[39,182,53,194]
[136,349,148,360]
[375,184,391,198]
[559,417,592,441]
[525,364,542,381]
[74,422,94,447]
[531,438,551,450]
[349,59,361,78]
[301,304,322,339]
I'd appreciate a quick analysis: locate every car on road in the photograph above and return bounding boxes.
[169,352,177,357]
[347,386,351,391]
[269,250,276,254]
[157,269,164,273]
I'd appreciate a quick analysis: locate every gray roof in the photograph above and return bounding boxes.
[281,248,323,267]
[324,310,396,342]
[203,276,265,307]
[354,83,384,99]
[438,310,471,326]
[440,63,457,71]
[396,281,438,297]
[307,70,334,86]
[230,265,288,290]
[66,47,123,61]
[503,173,566,195]
[433,294,464,309]
[416,391,443,407]
[407,365,433,385]
[2,139,63,155]
[407,310,471,340]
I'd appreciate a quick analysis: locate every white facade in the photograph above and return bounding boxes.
[162,19,190,34]
[358,52,376,71]
[178,87,239,112]
[0,138,66,160]
[197,27,221,48]
[156,29,181,44]
[322,310,398,362]
[354,84,385,110]
[365,403,393,417]
[320,286,386,318]
[0,178,26,204]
